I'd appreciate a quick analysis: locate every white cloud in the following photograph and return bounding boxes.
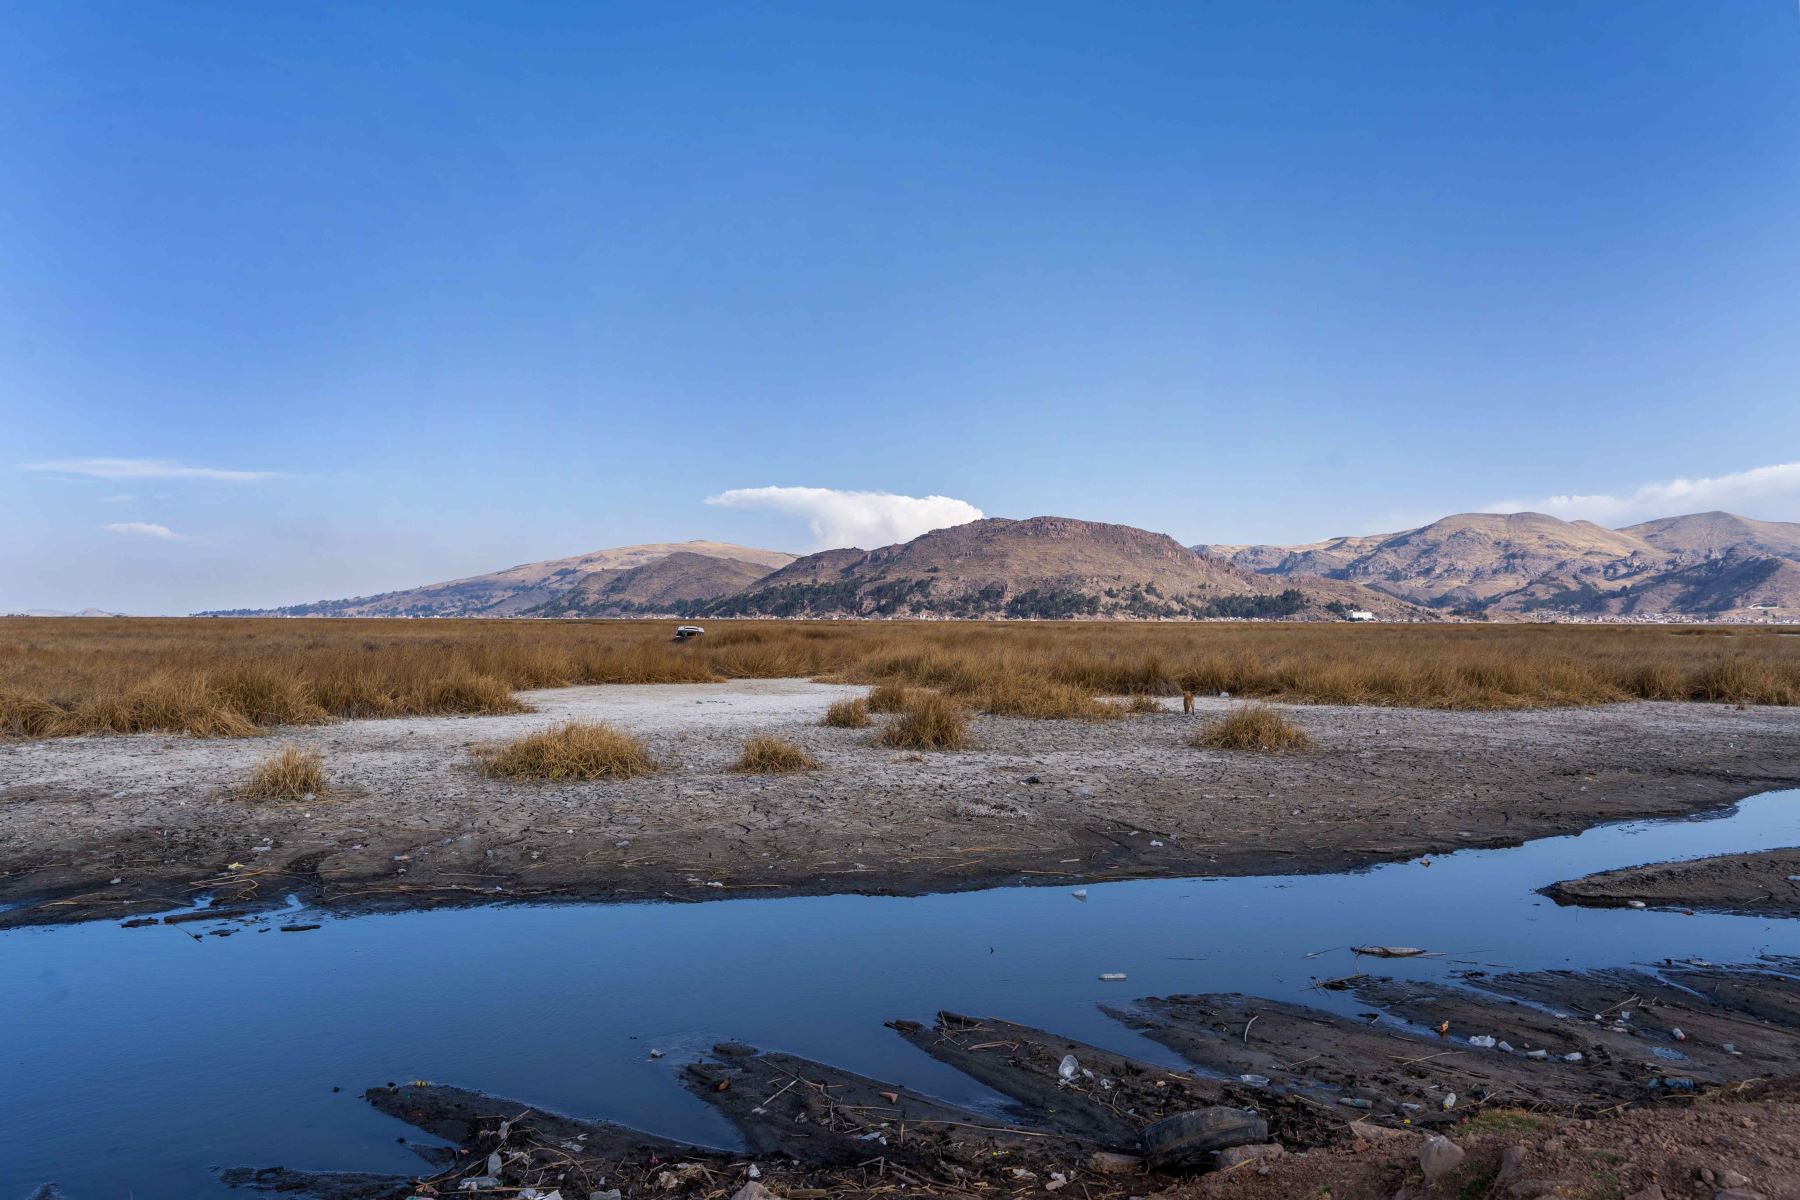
[104,522,183,540]
[706,486,984,549]
[1486,461,1800,526]
[22,457,280,482]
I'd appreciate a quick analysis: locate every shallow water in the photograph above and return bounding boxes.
[6,790,1800,1199]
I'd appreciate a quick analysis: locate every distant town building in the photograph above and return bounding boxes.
[1345,609,1376,622]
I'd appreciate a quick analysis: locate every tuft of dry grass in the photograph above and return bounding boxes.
[242,744,328,800]
[877,690,972,751]
[734,735,821,773]
[980,677,1122,721]
[3,616,1798,743]
[866,683,913,713]
[476,721,657,782]
[1,688,72,737]
[1192,704,1313,753]
[822,697,873,728]
[1113,692,1166,715]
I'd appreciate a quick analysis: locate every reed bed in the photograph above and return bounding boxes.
[2,616,1796,741]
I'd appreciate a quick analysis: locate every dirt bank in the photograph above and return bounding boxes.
[1547,848,1800,918]
[3,681,1799,928]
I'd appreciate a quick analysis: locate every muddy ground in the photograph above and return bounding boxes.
[222,958,1800,1200]
[3,681,1799,927]
[1548,849,1800,919]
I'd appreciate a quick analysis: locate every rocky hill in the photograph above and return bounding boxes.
[525,551,777,617]
[1623,511,1800,561]
[1201,510,1800,619]
[697,516,1422,620]
[203,541,795,618]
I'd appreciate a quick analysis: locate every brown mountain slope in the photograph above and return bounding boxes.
[1542,550,1800,618]
[1623,511,1800,562]
[1203,512,1662,611]
[204,541,796,618]
[527,552,778,617]
[700,516,1423,620]
[1201,510,1800,618]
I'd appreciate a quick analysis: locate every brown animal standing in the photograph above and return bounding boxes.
[1182,691,1195,714]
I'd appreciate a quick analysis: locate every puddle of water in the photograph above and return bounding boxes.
[5,790,1799,1198]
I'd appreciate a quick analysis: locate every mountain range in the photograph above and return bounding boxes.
[202,541,797,618]
[1199,510,1800,618]
[202,510,1800,622]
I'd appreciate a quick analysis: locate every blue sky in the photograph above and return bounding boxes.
[4,2,1798,613]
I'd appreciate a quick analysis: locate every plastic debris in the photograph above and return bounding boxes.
[1419,1135,1466,1185]
[1497,1041,1514,1054]
[648,1049,665,1060]
[1724,1042,1741,1055]
[1059,1054,1080,1081]
[1338,1097,1372,1109]
[1468,1035,1496,1049]
[1045,1172,1069,1192]
[1238,1073,1270,1086]
[1626,900,1647,908]
[1563,1051,1584,1063]
[1524,1049,1549,1060]
[1072,888,1088,901]
[1441,1092,1457,1110]
[1098,972,1127,982]
[1671,1027,1686,1042]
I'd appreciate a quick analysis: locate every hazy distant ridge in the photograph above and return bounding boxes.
[1199,510,1800,617]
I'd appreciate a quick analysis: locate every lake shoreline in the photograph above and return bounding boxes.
[4,681,1799,929]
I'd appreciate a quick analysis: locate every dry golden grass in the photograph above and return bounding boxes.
[2,616,1798,742]
[1115,692,1167,714]
[242,744,328,800]
[877,690,972,750]
[1193,704,1313,753]
[475,721,657,782]
[822,697,873,728]
[865,683,913,713]
[980,677,1122,721]
[734,735,821,773]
